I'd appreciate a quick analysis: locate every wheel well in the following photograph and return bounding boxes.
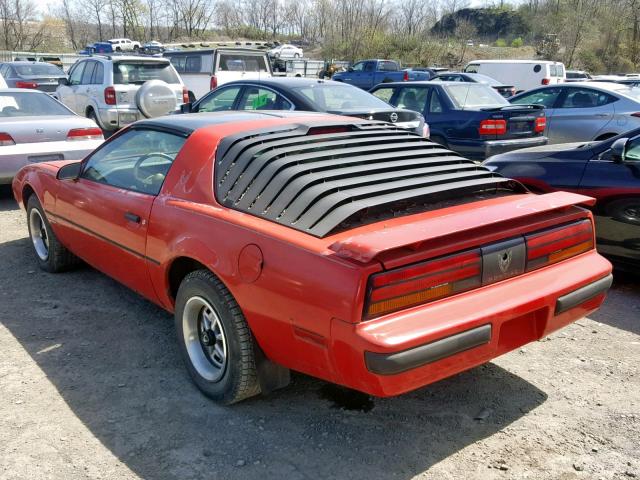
[22,184,35,206]
[168,257,209,301]
[85,106,94,117]
[595,133,617,141]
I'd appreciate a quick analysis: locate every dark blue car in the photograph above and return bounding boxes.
[370,81,548,160]
[484,130,640,271]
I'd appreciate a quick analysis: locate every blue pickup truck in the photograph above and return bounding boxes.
[332,59,432,89]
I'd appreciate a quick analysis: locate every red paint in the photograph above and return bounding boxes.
[11,114,613,397]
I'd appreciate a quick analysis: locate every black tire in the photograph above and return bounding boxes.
[26,195,79,273]
[603,198,640,226]
[87,109,101,129]
[175,270,261,404]
[430,135,449,149]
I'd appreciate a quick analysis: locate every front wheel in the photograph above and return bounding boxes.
[175,270,261,404]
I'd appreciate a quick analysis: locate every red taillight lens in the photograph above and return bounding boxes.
[365,250,482,319]
[0,132,15,146]
[210,75,218,90]
[308,126,351,135]
[478,119,507,135]
[104,86,116,105]
[403,70,409,81]
[66,127,103,141]
[182,87,190,104]
[631,112,640,118]
[541,78,551,85]
[526,220,593,271]
[15,81,38,89]
[534,116,546,133]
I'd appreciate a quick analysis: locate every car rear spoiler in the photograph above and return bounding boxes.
[328,192,596,263]
[480,104,544,111]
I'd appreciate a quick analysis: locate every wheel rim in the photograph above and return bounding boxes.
[29,208,49,261]
[182,296,228,382]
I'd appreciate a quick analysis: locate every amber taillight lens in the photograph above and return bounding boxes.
[525,220,594,271]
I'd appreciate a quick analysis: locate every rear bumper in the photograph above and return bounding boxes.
[330,250,612,397]
[0,139,103,184]
[97,107,141,130]
[451,136,548,160]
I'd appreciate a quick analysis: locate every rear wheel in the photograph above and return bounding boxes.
[175,270,261,404]
[26,195,79,273]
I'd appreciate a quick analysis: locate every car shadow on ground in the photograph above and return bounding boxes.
[590,270,640,335]
[0,236,547,480]
[0,186,18,211]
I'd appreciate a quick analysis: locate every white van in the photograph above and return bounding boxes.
[164,48,272,100]
[463,60,566,93]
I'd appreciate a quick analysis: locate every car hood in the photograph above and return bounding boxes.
[485,142,591,164]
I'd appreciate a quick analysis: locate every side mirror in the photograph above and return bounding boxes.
[347,67,354,72]
[610,137,628,163]
[57,162,81,181]
[180,102,193,114]
[58,78,69,86]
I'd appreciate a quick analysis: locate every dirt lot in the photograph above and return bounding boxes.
[0,185,638,480]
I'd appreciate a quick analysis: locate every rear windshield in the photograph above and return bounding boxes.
[444,84,508,109]
[550,64,565,77]
[218,54,269,72]
[113,61,180,85]
[14,64,64,76]
[293,83,390,111]
[0,92,71,117]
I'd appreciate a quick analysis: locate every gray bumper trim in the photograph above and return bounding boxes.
[555,274,613,314]
[365,324,492,376]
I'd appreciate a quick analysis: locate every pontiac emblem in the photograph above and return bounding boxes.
[389,112,398,123]
[498,250,513,273]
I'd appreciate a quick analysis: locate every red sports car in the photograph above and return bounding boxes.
[12,111,613,404]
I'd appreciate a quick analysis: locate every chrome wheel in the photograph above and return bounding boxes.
[29,208,49,261]
[182,296,228,382]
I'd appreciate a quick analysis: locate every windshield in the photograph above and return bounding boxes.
[444,84,508,109]
[14,64,64,76]
[113,61,180,85]
[0,92,71,117]
[293,83,391,111]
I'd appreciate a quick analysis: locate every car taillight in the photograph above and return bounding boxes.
[534,117,546,133]
[104,86,116,105]
[308,126,352,135]
[631,112,640,118]
[15,81,38,89]
[541,78,551,85]
[0,132,15,146]
[210,75,218,90]
[66,127,103,141]
[478,119,507,135]
[364,219,595,319]
[525,220,593,271]
[365,250,482,319]
[423,123,430,138]
[403,70,409,81]
[182,87,190,104]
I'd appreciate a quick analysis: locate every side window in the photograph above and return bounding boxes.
[81,62,96,84]
[396,87,428,112]
[511,88,561,108]
[364,62,375,72]
[68,63,85,85]
[378,61,397,72]
[0,65,8,77]
[91,62,104,84]
[197,86,241,112]
[464,64,479,73]
[81,129,186,195]
[550,65,557,77]
[429,89,444,113]
[185,55,202,73]
[560,88,615,108]
[625,136,640,161]
[533,64,542,73]
[238,87,292,110]
[372,87,395,103]
[351,62,365,72]
[169,56,186,73]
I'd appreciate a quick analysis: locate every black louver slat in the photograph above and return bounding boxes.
[215,122,524,237]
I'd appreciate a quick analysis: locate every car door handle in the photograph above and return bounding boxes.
[124,212,141,223]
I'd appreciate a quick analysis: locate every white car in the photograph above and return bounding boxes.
[108,38,141,52]
[268,44,303,59]
[464,60,566,93]
[56,55,188,131]
[0,89,103,184]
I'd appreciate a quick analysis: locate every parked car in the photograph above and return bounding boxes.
[57,55,188,131]
[566,70,592,82]
[509,82,640,144]
[268,44,303,59]
[164,48,272,100]
[109,38,141,52]
[370,81,547,160]
[432,72,516,98]
[180,78,428,137]
[0,61,67,94]
[464,60,566,93]
[143,41,164,54]
[484,129,640,271]
[12,111,612,404]
[332,59,431,90]
[0,89,103,184]
[92,42,114,54]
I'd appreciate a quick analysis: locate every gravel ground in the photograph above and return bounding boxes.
[1,185,639,480]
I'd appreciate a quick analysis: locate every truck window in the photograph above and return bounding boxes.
[378,61,398,72]
[218,54,268,73]
[365,62,375,72]
[351,62,365,72]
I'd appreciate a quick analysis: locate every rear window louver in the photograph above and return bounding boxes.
[214,123,524,238]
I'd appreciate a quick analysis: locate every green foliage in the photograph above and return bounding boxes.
[495,38,507,47]
[511,37,523,48]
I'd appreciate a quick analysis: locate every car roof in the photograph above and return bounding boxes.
[220,78,353,88]
[371,81,471,87]
[3,61,47,66]
[466,60,563,64]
